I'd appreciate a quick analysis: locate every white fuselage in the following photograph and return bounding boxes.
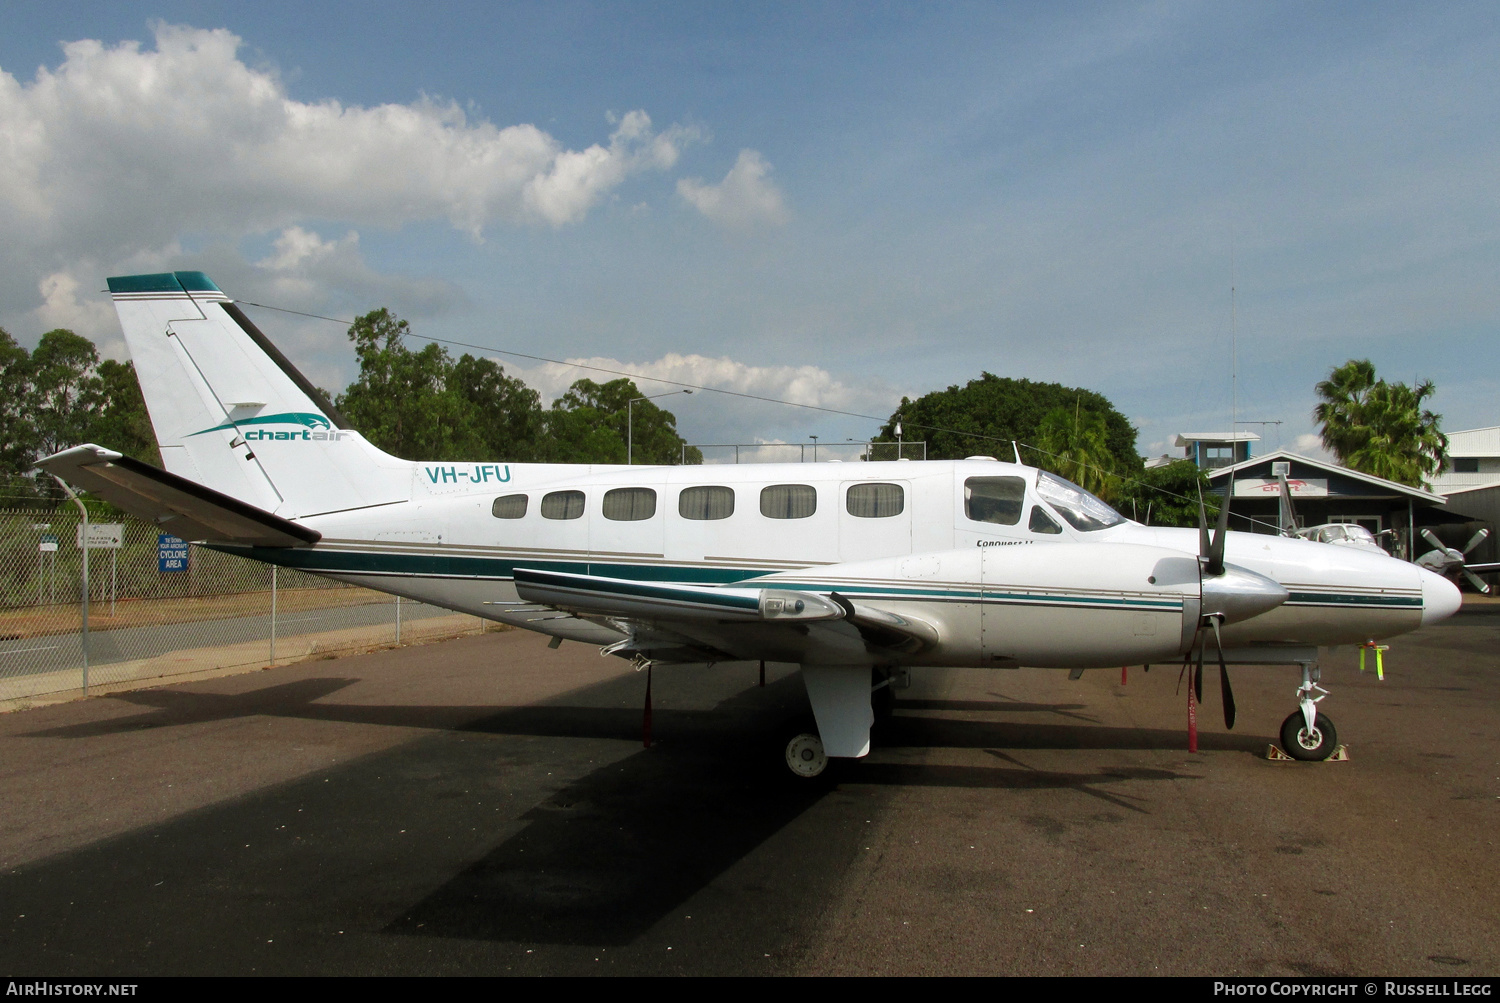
[234,456,1450,655]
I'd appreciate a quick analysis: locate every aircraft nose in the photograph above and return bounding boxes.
[1419,568,1462,626]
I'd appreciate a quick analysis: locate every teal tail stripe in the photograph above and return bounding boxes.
[190,412,334,436]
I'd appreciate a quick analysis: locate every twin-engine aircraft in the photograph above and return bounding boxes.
[41,272,1462,776]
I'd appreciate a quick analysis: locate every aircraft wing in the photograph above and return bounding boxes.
[37,444,321,548]
[512,567,940,664]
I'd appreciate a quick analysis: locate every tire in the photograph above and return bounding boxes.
[1280,711,1338,761]
[784,732,828,779]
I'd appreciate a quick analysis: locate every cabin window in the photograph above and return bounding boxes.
[846,482,905,518]
[1028,505,1063,535]
[603,487,657,521]
[679,486,735,520]
[491,494,528,519]
[761,484,817,519]
[964,476,1025,526]
[540,490,586,520]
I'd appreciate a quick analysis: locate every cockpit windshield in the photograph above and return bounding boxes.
[1034,470,1126,532]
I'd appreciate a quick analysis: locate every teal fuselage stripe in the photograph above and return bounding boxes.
[212,547,1420,613]
[1286,591,1422,608]
[216,546,1180,611]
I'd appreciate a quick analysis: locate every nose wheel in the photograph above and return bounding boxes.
[785,732,828,778]
[1280,661,1339,761]
[1280,711,1338,761]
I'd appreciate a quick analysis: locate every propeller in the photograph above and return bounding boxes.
[1192,481,1238,729]
[1418,527,1493,594]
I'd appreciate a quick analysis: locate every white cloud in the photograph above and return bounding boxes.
[1291,433,1334,462]
[0,23,697,328]
[32,271,118,350]
[508,351,884,410]
[501,351,901,449]
[678,149,789,229]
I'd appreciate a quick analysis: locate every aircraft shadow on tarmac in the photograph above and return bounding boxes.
[386,708,1198,947]
[5,670,1223,954]
[20,673,1266,760]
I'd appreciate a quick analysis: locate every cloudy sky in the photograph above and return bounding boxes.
[3,2,1497,461]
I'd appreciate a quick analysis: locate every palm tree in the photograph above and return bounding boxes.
[1033,404,1118,499]
[1313,359,1447,488]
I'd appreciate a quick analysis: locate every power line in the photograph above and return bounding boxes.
[234,298,1263,527]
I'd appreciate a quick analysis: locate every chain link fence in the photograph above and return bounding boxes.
[0,508,492,707]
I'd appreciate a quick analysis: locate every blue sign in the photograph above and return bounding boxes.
[158,534,189,572]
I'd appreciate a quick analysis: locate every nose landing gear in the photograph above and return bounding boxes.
[1279,661,1339,761]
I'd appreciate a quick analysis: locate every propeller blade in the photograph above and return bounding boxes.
[1193,638,1204,703]
[1463,528,1490,556]
[1420,528,1445,553]
[1197,485,1210,563]
[1462,569,1492,595]
[1206,477,1232,577]
[1210,615,1236,730]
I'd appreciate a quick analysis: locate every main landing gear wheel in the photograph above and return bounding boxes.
[785,732,828,779]
[1280,711,1338,761]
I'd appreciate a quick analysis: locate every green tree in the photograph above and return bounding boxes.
[874,373,1140,474]
[450,353,545,462]
[1314,359,1446,488]
[544,378,701,464]
[30,328,102,459]
[1113,460,1219,528]
[1033,405,1119,499]
[84,360,160,466]
[337,309,552,462]
[0,327,37,474]
[337,309,474,460]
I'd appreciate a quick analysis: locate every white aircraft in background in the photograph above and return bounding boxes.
[40,272,1462,776]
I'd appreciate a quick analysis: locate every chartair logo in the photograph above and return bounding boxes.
[190,412,350,441]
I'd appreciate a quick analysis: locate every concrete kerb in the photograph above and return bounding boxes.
[0,613,510,714]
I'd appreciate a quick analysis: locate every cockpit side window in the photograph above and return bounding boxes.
[1028,505,1063,535]
[1034,471,1125,532]
[964,476,1026,526]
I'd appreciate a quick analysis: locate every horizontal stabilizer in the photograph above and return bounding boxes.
[38,445,321,547]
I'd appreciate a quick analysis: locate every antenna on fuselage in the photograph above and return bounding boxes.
[1012,440,1021,464]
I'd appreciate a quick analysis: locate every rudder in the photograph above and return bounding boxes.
[108,272,409,518]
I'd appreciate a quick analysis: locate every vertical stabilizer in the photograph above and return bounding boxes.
[108,272,409,518]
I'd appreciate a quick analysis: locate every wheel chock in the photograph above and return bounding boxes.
[1265,743,1350,762]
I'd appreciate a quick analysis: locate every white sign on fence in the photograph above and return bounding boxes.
[39,534,58,553]
[75,523,125,549]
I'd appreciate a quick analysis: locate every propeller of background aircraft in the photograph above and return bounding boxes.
[1417,528,1494,595]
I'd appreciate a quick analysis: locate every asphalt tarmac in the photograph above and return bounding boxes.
[0,608,1495,976]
